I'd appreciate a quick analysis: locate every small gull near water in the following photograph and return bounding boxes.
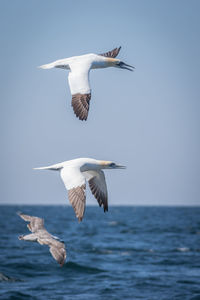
[18,212,66,266]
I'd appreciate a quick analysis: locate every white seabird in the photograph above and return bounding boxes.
[34,158,126,222]
[39,47,134,121]
[18,212,66,266]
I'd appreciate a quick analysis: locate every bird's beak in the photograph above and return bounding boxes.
[115,164,126,169]
[118,61,135,71]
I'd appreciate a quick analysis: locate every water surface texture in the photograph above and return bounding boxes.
[0,206,200,300]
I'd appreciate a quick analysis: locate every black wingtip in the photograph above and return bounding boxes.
[99,46,121,58]
[104,207,108,213]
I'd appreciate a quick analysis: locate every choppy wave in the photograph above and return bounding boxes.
[0,272,22,282]
[64,261,105,273]
[1,291,35,300]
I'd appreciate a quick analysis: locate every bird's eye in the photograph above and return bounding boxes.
[110,163,115,167]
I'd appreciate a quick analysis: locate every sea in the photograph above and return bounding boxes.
[0,206,200,300]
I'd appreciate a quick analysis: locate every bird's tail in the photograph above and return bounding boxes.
[38,58,69,70]
[38,62,56,69]
[33,163,63,171]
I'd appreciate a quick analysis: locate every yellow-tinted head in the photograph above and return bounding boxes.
[105,58,120,67]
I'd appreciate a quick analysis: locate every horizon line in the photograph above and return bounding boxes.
[0,203,200,207]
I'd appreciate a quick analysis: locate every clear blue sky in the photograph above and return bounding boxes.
[0,0,199,205]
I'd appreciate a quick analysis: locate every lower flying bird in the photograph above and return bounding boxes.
[39,47,134,121]
[34,158,126,222]
[18,212,66,266]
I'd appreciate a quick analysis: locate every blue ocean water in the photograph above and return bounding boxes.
[0,206,200,300]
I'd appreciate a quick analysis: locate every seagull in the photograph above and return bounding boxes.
[34,158,126,222]
[39,47,134,121]
[18,212,66,267]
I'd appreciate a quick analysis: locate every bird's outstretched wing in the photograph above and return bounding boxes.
[68,61,92,121]
[37,235,66,261]
[60,167,86,222]
[18,212,44,233]
[71,93,91,121]
[83,170,108,212]
[99,47,121,58]
[49,242,66,267]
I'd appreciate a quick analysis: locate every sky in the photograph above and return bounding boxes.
[0,0,199,205]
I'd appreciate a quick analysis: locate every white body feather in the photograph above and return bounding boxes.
[34,157,125,221]
[39,53,116,96]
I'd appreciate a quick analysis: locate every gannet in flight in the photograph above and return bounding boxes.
[34,158,126,222]
[39,47,134,121]
[18,212,66,266]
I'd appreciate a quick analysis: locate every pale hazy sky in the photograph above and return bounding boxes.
[0,0,199,205]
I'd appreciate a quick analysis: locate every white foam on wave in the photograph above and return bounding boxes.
[177,247,190,252]
[120,251,131,256]
[108,221,118,226]
[148,249,155,253]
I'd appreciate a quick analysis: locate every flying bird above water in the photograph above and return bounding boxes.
[39,47,134,121]
[18,212,66,266]
[34,158,126,222]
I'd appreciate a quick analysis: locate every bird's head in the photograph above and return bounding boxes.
[100,161,126,169]
[105,58,135,71]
